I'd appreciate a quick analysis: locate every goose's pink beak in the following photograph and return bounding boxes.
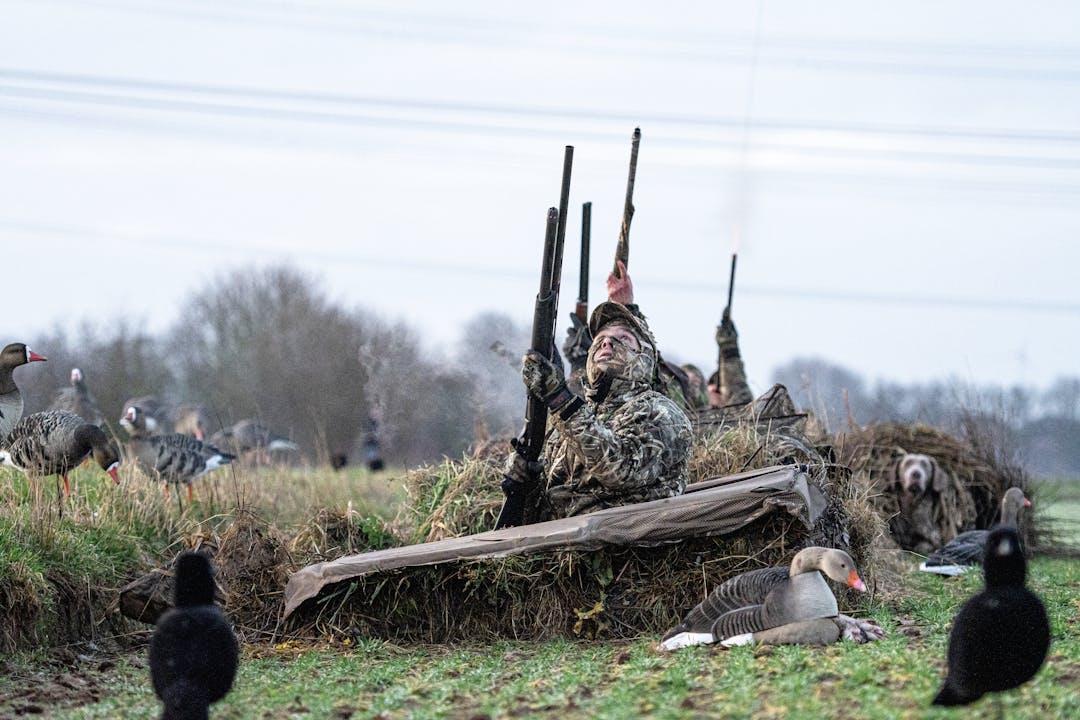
[1024,498,1032,507]
[848,571,867,592]
[28,350,46,362]
[106,462,120,485]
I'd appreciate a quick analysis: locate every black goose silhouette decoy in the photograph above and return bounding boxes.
[120,405,235,508]
[932,526,1050,709]
[0,342,47,442]
[48,367,105,427]
[920,487,1031,576]
[660,547,883,650]
[149,551,239,720]
[0,410,120,498]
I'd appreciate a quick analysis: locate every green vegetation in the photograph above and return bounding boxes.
[0,505,1075,719]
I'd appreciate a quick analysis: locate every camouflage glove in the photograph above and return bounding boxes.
[715,307,740,357]
[522,350,580,416]
[503,450,544,487]
[562,315,592,372]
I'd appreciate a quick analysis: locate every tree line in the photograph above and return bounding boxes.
[18,264,1078,479]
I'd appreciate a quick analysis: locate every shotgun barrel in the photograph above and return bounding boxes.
[613,128,641,277]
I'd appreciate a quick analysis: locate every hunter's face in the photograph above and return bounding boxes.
[586,323,643,385]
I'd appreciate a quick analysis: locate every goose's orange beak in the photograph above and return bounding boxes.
[848,571,867,592]
[106,462,120,485]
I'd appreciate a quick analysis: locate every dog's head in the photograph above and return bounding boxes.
[894,453,943,496]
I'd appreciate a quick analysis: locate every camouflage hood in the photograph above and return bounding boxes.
[584,301,657,402]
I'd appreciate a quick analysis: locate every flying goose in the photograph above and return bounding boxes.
[120,405,235,507]
[660,547,883,650]
[919,487,1031,576]
[0,342,47,442]
[149,551,239,720]
[933,526,1050,707]
[0,410,120,498]
[49,367,105,427]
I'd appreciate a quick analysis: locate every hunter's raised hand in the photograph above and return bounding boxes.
[607,260,634,305]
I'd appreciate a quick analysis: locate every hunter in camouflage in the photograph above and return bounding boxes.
[512,300,693,519]
[709,306,753,407]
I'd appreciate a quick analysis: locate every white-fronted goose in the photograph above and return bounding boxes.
[49,367,105,427]
[0,342,47,442]
[172,404,214,441]
[660,547,882,650]
[149,551,239,719]
[933,527,1050,707]
[120,405,235,506]
[920,487,1030,575]
[120,395,172,434]
[0,409,120,497]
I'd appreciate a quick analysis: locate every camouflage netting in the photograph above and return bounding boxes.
[832,421,1051,556]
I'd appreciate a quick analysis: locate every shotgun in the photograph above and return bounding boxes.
[612,127,641,277]
[575,201,591,324]
[495,146,574,529]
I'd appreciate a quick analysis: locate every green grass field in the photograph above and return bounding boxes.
[1,469,1078,719]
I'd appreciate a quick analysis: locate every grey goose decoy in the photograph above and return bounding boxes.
[0,410,120,497]
[49,367,105,427]
[120,405,235,507]
[149,551,239,720]
[208,419,298,460]
[920,487,1031,576]
[933,527,1050,708]
[660,547,883,650]
[0,342,47,442]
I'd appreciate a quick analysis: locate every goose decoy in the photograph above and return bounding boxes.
[660,547,883,650]
[920,487,1031,576]
[208,419,298,460]
[0,410,120,497]
[149,551,239,720]
[0,342,47,442]
[120,405,235,508]
[49,367,105,427]
[932,526,1050,708]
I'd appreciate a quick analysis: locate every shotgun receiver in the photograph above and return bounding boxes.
[495,146,574,529]
[612,128,641,277]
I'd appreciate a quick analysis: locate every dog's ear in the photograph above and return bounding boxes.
[891,454,904,489]
[929,456,947,493]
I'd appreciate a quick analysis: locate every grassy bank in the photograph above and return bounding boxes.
[0,553,1073,719]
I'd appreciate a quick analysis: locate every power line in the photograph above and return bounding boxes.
[6,68,1080,146]
[3,217,1076,316]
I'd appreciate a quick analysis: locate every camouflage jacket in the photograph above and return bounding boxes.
[539,311,693,519]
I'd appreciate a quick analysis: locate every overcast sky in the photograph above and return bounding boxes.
[3,0,1078,394]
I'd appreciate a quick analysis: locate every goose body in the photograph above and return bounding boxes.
[0,343,47,442]
[172,404,213,441]
[150,551,238,720]
[0,410,120,496]
[661,547,880,650]
[933,527,1050,706]
[49,367,105,427]
[209,419,299,457]
[121,406,235,504]
[920,487,1030,575]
